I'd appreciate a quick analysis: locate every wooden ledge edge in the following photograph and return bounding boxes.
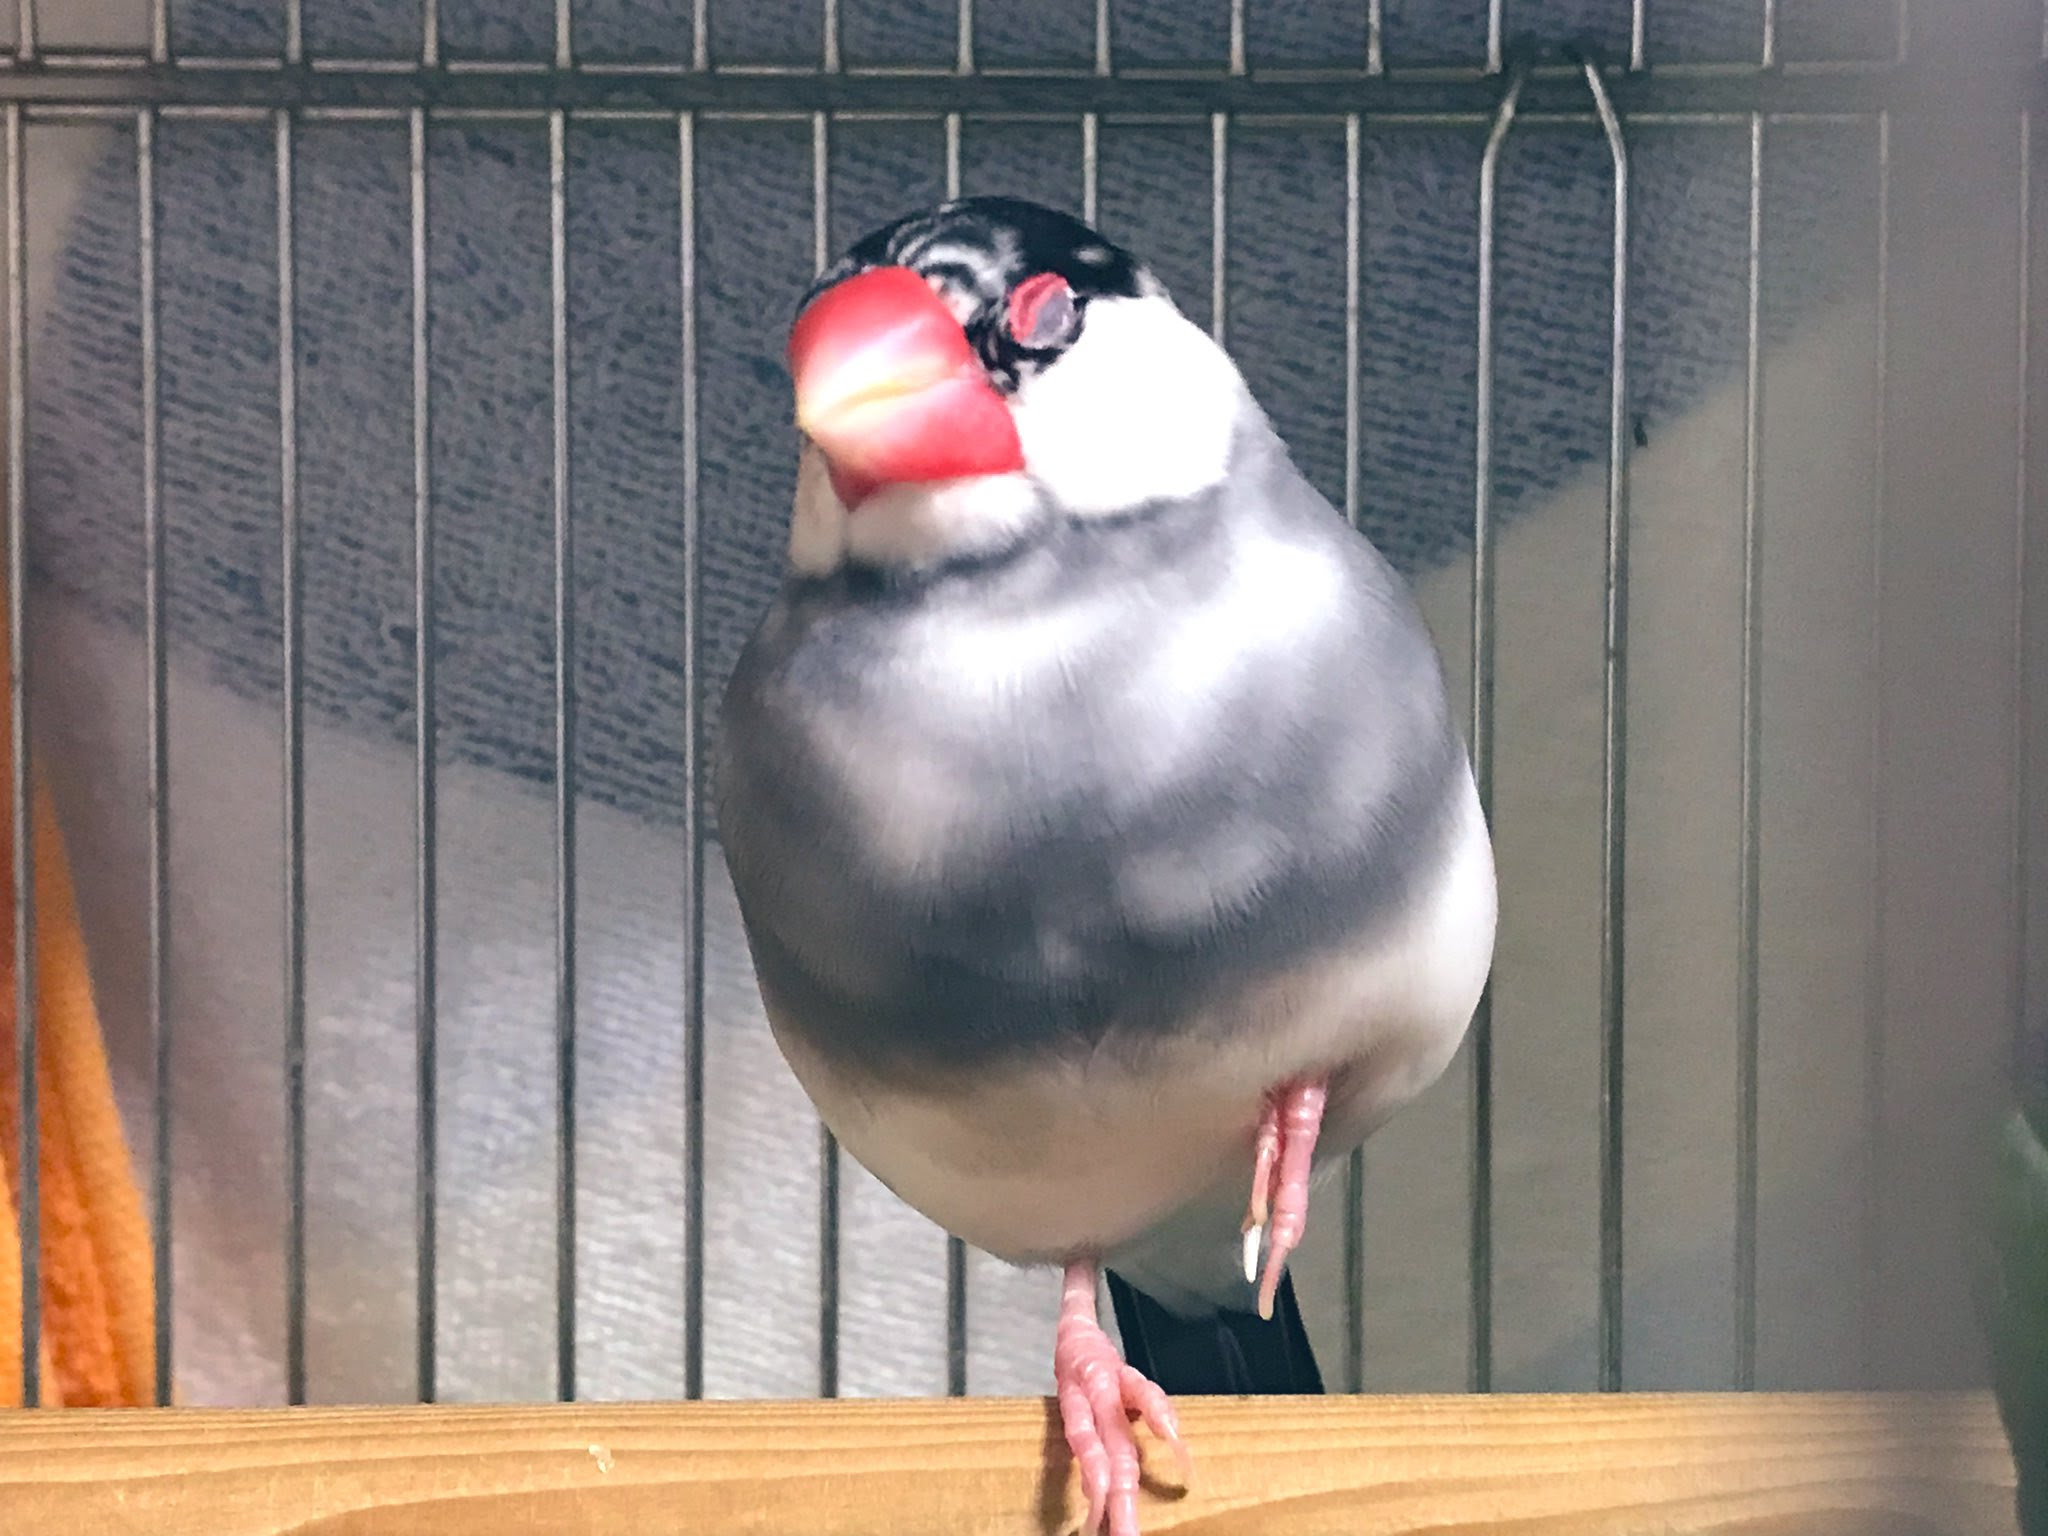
[0,1390,2022,1535]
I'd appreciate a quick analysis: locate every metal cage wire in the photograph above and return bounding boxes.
[0,0,2039,1411]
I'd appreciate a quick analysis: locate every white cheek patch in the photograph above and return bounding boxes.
[1012,294,1249,518]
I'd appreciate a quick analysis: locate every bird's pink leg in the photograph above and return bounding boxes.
[1243,1079,1329,1320]
[1054,1260,1190,1536]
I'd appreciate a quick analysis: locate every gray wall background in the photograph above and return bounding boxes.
[2,0,2038,1404]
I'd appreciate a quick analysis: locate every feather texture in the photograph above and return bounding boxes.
[720,401,1493,1313]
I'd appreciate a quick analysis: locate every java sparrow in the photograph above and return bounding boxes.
[717,196,1497,1536]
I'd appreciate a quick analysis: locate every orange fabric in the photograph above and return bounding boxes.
[0,647,156,1407]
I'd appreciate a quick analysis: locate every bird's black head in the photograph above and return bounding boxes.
[800,196,1153,393]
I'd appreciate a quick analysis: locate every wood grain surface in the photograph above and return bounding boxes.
[0,1391,2021,1534]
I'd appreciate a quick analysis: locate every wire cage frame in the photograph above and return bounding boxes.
[0,0,2039,1421]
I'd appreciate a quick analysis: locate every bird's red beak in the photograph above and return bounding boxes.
[788,265,1024,509]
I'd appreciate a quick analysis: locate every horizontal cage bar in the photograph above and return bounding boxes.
[0,59,2033,115]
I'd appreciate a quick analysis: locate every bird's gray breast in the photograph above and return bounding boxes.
[717,477,1467,1080]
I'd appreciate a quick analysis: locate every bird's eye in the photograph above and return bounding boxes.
[1006,272,1079,351]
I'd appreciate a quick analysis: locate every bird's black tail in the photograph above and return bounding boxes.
[1104,1268,1324,1396]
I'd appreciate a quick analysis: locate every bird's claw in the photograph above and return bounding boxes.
[1055,1264,1190,1536]
[1244,1107,1281,1234]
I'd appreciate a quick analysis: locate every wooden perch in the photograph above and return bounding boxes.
[0,1390,2021,1534]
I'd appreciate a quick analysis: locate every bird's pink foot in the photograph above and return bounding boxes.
[1054,1261,1190,1536]
[1241,1079,1328,1319]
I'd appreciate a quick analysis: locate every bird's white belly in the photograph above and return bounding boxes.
[765,775,1496,1294]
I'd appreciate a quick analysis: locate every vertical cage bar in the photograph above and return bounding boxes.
[422,0,438,68]
[822,0,840,73]
[1584,56,1632,1395]
[1629,0,1644,70]
[1083,0,1104,227]
[679,108,706,1402]
[811,108,840,1402]
[1227,0,1244,74]
[1469,61,1524,1396]
[150,0,169,62]
[555,0,572,69]
[1342,108,1365,1397]
[940,120,969,1401]
[1894,0,1909,65]
[276,107,308,1409]
[1486,0,1503,74]
[13,0,32,62]
[944,1239,967,1399]
[691,0,707,70]
[139,107,173,1409]
[955,0,973,73]
[1367,0,1383,75]
[410,105,438,1407]
[549,106,578,1405]
[6,101,34,1411]
[814,968,841,1401]
[284,0,302,63]
[1862,109,1891,1388]
[1342,114,1361,534]
[1760,0,1778,69]
[1209,113,1227,346]
[2018,111,2035,1079]
[1734,110,1765,1392]
[1080,113,1098,229]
